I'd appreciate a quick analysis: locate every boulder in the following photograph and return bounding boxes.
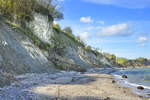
[104,97,110,100]
[60,71,77,77]
[137,86,144,90]
[122,75,128,79]
[112,80,116,83]
[54,77,73,84]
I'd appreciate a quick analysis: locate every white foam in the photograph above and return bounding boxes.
[113,74,150,98]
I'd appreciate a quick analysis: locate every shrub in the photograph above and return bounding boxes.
[92,49,100,56]
[85,45,92,51]
[116,58,128,64]
[53,24,61,31]
[63,26,72,35]
[0,0,63,23]
[136,57,147,62]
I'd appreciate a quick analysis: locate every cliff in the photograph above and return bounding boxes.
[0,12,116,76]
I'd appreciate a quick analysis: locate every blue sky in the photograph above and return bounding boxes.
[56,0,150,59]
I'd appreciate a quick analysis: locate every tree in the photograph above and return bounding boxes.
[53,24,61,31]
[111,54,116,62]
[76,36,81,42]
[63,27,72,34]
[0,0,63,22]
[85,45,92,51]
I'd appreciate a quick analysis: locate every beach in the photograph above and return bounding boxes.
[33,73,148,100]
[0,69,149,100]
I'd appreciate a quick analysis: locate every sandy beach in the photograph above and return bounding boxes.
[30,73,149,100]
[0,69,149,100]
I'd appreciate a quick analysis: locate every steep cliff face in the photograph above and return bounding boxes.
[27,13,54,44]
[0,19,54,74]
[49,29,114,71]
[0,13,115,74]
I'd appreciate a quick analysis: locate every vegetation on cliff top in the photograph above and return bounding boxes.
[1,0,149,69]
[53,23,101,56]
[0,0,63,23]
[0,0,63,51]
[103,53,150,67]
[0,0,102,58]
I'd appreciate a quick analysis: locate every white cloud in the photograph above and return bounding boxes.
[97,21,104,25]
[140,44,146,47]
[87,26,94,31]
[80,16,93,23]
[98,23,132,36]
[80,32,89,40]
[83,0,150,8]
[138,37,147,42]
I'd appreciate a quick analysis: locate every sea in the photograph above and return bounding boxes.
[113,67,150,98]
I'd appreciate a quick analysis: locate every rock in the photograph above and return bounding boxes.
[80,72,85,74]
[112,80,115,83]
[76,77,91,84]
[104,97,110,100]
[54,77,73,84]
[123,90,126,93]
[137,86,144,90]
[27,12,53,44]
[61,71,77,77]
[122,75,128,79]
[0,72,15,87]
[145,93,150,97]
[0,89,4,94]
[0,55,3,67]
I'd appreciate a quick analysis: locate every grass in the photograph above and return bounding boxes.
[116,58,128,64]
[65,33,85,47]
[53,27,85,48]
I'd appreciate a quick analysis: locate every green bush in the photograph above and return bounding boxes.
[53,24,62,31]
[92,49,100,56]
[63,26,72,35]
[0,0,63,22]
[116,58,128,64]
[136,57,147,62]
[85,45,92,51]
[53,26,85,47]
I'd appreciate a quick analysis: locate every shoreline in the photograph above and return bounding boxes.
[113,68,150,98]
[29,73,147,100]
[0,68,149,100]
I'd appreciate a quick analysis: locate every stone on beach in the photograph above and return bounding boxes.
[54,77,73,84]
[112,80,116,83]
[122,75,128,79]
[137,86,144,90]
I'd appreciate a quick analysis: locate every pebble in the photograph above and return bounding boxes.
[0,71,88,100]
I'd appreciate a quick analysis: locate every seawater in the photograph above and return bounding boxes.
[113,67,150,97]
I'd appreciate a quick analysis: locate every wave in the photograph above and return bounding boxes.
[113,73,150,98]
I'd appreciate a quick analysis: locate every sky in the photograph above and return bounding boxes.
[56,0,150,59]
